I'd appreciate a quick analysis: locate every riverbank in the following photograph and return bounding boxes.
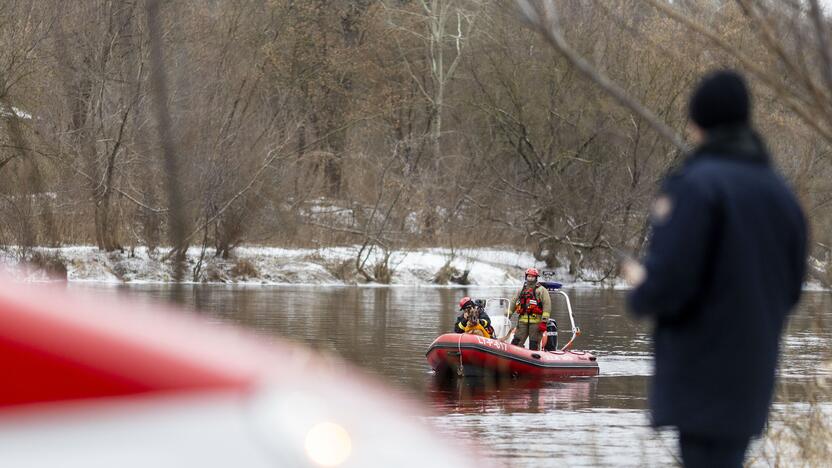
[3,245,828,290]
[0,245,625,287]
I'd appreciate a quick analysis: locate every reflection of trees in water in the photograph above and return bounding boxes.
[372,288,389,352]
[438,289,461,335]
[231,288,253,325]
[779,292,832,402]
[318,288,358,356]
[763,290,832,468]
[764,292,832,467]
[805,292,832,338]
[429,376,598,414]
[80,285,831,465]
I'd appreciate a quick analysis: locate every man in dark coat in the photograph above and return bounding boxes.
[624,70,807,468]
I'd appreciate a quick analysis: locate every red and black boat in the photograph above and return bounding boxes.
[427,333,598,378]
[427,279,599,379]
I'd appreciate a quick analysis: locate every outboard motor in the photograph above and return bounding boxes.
[543,318,558,351]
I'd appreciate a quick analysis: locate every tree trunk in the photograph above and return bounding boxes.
[94,198,120,252]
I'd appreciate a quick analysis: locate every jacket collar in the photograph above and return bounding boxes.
[689,124,770,166]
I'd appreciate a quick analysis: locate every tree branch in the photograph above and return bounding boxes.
[642,0,832,146]
[514,0,688,152]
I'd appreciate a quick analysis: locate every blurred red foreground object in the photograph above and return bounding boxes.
[0,279,482,468]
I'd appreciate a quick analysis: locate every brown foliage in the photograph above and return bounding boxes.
[0,0,826,276]
[26,250,68,281]
[230,258,259,279]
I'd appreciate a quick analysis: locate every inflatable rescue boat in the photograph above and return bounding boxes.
[426,278,599,379]
[427,333,598,378]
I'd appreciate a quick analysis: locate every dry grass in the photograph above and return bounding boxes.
[230,258,259,279]
[432,260,456,284]
[26,250,68,280]
[371,257,393,284]
[753,361,832,467]
[433,259,470,285]
[203,263,229,283]
[325,258,356,282]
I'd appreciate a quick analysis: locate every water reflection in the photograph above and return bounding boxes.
[429,376,597,414]
[69,284,831,466]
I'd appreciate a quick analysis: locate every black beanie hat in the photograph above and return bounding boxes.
[689,70,750,130]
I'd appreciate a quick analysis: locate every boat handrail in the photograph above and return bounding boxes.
[484,297,511,312]
[484,297,510,304]
[484,292,581,350]
[554,290,581,351]
[483,298,512,341]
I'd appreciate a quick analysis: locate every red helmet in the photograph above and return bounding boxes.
[525,267,540,277]
[459,296,474,310]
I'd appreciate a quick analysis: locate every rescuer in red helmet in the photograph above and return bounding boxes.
[507,268,551,350]
[453,296,493,338]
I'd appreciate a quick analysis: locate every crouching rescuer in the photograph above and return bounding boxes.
[508,268,552,350]
[455,297,493,338]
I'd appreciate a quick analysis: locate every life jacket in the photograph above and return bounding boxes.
[464,322,492,339]
[515,286,542,316]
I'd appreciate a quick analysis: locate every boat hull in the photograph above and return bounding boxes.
[426,333,599,378]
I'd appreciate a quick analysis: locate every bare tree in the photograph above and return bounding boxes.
[511,0,832,280]
[146,0,186,283]
[0,1,58,249]
[514,0,687,151]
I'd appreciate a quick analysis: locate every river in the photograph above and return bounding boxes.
[71,284,832,467]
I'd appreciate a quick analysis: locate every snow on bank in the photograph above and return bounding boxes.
[0,245,569,287]
[2,245,826,290]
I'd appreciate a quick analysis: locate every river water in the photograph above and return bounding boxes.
[72,284,831,467]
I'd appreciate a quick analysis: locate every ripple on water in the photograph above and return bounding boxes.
[64,285,831,467]
[597,354,653,377]
[424,409,678,467]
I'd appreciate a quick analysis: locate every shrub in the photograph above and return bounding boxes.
[230,258,259,279]
[327,258,356,282]
[433,260,455,284]
[373,259,393,284]
[434,259,470,285]
[27,250,68,280]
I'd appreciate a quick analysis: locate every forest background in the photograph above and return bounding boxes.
[1,0,830,286]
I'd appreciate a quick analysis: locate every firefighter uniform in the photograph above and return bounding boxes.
[508,283,551,349]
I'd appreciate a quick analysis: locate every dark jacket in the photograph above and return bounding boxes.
[628,125,807,438]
